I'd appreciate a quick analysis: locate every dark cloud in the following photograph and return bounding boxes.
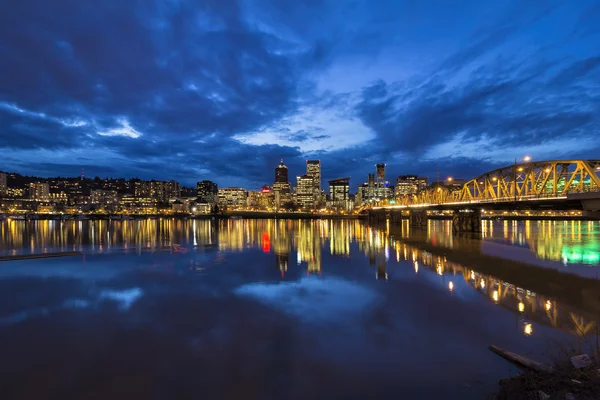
[0,0,598,188]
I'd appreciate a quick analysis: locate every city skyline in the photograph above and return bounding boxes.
[1,1,599,188]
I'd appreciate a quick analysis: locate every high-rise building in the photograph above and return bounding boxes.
[0,172,6,196]
[29,182,50,200]
[306,160,321,191]
[217,188,247,209]
[272,160,291,208]
[327,177,353,211]
[329,177,350,201]
[275,159,288,183]
[376,163,385,185]
[197,180,218,203]
[296,175,315,210]
[395,175,428,197]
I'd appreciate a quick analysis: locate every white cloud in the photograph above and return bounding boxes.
[97,118,142,138]
[234,106,374,152]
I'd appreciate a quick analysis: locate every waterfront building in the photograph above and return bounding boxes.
[217,187,247,210]
[327,177,353,211]
[197,180,218,203]
[275,159,288,183]
[296,175,315,210]
[29,182,50,201]
[306,160,321,191]
[376,163,385,186]
[395,175,429,197]
[91,189,119,205]
[272,160,292,208]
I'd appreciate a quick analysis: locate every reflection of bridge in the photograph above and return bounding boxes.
[376,160,600,213]
[382,226,599,339]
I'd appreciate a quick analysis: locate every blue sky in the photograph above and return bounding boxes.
[1,0,599,189]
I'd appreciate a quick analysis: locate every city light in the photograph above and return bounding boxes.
[545,300,552,311]
[523,156,531,162]
[492,290,499,303]
[518,302,525,313]
[447,177,453,182]
[448,281,454,291]
[524,323,533,336]
[480,279,485,289]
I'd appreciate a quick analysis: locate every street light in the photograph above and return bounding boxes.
[523,156,531,162]
[447,177,453,182]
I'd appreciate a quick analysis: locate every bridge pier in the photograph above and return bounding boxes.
[390,210,403,223]
[368,209,387,222]
[452,209,482,233]
[410,209,428,228]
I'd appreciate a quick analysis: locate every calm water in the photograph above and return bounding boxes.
[0,218,599,399]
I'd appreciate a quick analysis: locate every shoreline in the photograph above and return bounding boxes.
[1,213,597,221]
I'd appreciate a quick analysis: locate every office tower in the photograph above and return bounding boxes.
[197,180,218,203]
[0,172,6,195]
[29,182,50,200]
[275,159,288,183]
[296,175,315,210]
[273,160,291,207]
[329,177,350,201]
[217,188,247,209]
[395,175,429,197]
[328,177,353,211]
[306,160,321,191]
[376,163,385,185]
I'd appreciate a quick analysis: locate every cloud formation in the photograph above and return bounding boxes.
[0,0,599,188]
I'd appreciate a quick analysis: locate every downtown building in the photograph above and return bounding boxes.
[395,175,428,197]
[29,182,50,201]
[196,180,218,204]
[327,177,353,212]
[306,160,324,207]
[217,187,247,210]
[357,164,393,206]
[272,159,291,208]
[295,175,315,210]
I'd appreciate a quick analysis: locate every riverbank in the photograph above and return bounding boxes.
[1,212,364,221]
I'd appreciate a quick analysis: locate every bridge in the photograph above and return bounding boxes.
[369,160,600,231]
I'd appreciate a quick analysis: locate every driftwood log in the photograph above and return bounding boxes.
[489,345,554,373]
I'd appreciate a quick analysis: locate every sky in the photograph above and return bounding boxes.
[1,0,599,189]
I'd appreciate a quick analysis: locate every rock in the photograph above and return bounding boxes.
[570,354,593,369]
[538,390,550,399]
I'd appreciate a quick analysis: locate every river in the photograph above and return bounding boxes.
[0,218,599,399]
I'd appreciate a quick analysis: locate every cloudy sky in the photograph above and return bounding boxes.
[1,0,599,189]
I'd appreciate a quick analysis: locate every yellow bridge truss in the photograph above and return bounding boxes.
[390,160,600,206]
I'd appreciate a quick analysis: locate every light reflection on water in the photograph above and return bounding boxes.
[1,218,599,399]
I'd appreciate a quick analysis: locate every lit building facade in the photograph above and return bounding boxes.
[275,159,288,183]
[91,189,119,205]
[395,175,428,197]
[273,160,291,208]
[247,186,276,210]
[29,182,50,201]
[296,175,315,210]
[197,180,218,203]
[327,177,353,211]
[217,188,247,209]
[306,160,321,190]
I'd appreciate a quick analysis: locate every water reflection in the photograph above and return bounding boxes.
[2,219,598,341]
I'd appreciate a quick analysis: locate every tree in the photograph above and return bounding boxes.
[281,201,298,212]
